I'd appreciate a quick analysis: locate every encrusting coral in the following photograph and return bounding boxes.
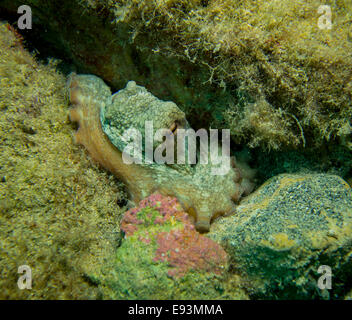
[67,73,256,232]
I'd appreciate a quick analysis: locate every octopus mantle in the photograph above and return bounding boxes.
[67,73,255,232]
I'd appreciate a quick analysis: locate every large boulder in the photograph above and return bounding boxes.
[208,174,352,299]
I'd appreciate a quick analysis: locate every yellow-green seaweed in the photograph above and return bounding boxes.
[0,22,126,299]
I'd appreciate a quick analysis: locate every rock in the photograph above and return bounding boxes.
[2,1,352,151]
[208,174,352,299]
[87,194,247,299]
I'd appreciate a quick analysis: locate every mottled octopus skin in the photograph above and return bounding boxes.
[67,73,255,232]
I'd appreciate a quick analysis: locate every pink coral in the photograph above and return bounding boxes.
[154,224,228,278]
[121,193,190,236]
[120,194,228,278]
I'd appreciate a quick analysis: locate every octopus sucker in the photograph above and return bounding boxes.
[67,73,255,232]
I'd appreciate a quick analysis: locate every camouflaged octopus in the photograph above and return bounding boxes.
[67,73,255,232]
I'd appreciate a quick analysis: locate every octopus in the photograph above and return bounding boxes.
[67,73,255,232]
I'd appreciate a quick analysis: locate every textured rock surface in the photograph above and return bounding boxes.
[0,22,125,299]
[87,194,248,299]
[208,174,352,299]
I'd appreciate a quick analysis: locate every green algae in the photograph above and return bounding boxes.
[0,22,127,299]
[2,0,351,151]
[83,0,352,150]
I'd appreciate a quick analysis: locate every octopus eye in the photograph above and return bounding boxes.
[169,121,178,134]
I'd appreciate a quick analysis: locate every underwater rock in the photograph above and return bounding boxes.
[2,0,352,151]
[0,22,126,299]
[88,194,247,299]
[208,174,352,299]
[67,73,255,232]
[252,145,352,185]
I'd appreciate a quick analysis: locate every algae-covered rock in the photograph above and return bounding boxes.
[88,194,247,299]
[208,174,352,299]
[0,22,126,299]
[1,0,351,151]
